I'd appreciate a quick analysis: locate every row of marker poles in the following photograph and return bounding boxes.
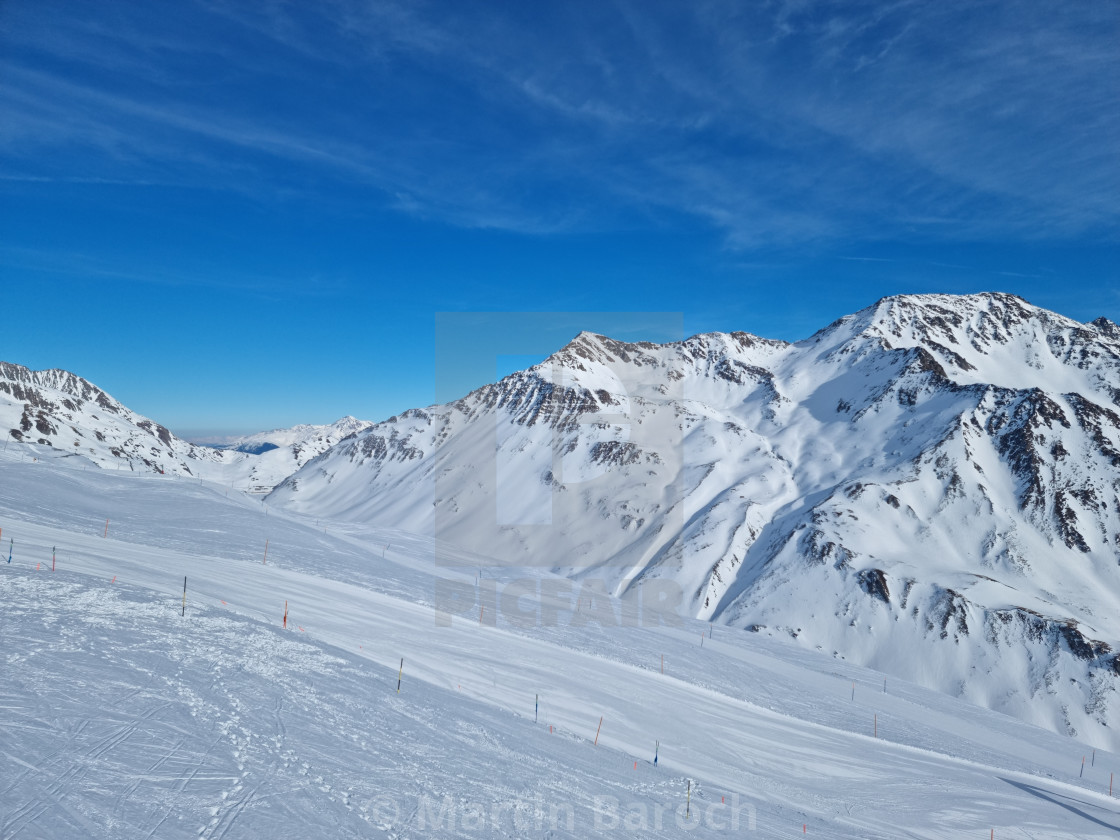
[116,582,1120,836]
[155,572,1120,822]
[132,576,1120,828]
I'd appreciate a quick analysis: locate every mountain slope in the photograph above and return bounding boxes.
[269,292,1120,745]
[206,417,375,492]
[0,361,233,477]
[0,446,1115,838]
[0,363,372,492]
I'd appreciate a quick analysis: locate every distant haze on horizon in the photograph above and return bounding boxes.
[1,1,1116,437]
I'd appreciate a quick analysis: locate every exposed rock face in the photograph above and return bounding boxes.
[0,361,228,475]
[0,364,373,491]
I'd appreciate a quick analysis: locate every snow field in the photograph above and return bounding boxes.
[2,449,1120,837]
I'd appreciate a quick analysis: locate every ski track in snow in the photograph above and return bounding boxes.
[1,451,1119,837]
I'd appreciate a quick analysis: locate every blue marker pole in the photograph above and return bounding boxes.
[7,538,11,563]
[535,694,539,724]
[654,740,659,765]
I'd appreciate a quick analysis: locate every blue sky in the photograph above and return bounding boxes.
[1,1,1116,437]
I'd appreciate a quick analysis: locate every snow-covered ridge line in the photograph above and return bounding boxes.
[0,361,374,491]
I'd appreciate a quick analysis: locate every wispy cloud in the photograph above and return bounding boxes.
[1,0,1116,247]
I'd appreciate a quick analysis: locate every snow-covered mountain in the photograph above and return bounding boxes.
[204,417,375,493]
[269,292,1120,744]
[0,361,233,476]
[210,417,374,455]
[0,362,370,492]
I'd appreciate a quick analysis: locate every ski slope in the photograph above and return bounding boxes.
[1,443,1116,837]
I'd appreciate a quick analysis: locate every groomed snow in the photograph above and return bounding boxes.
[2,443,1118,838]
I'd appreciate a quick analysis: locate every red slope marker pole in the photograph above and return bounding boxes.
[104,519,109,538]
[594,716,603,746]
[263,539,269,565]
[283,600,288,629]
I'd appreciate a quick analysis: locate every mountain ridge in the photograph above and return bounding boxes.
[270,291,1120,745]
[7,291,1120,744]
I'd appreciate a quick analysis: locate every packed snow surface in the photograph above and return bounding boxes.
[1,443,1117,838]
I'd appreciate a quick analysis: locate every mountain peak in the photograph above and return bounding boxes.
[1090,316,1120,340]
